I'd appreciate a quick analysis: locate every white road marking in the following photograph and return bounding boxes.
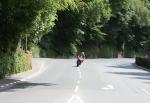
[8,82,14,85]
[67,64,84,103]
[0,85,4,88]
[67,95,84,103]
[142,89,150,95]
[102,85,114,90]
[74,85,79,93]
[76,95,84,103]
[14,82,17,84]
[5,84,9,87]
[107,85,114,89]
[67,95,74,103]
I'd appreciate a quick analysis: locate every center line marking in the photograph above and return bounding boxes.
[67,95,84,103]
[67,95,74,103]
[74,85,79,93]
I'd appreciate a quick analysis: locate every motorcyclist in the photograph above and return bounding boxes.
[77,52,85,67]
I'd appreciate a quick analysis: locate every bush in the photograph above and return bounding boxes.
[0,54,14,78]
[0,49,31,79]
[13,49,32,73]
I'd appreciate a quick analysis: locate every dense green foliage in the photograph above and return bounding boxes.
[0,0,150,77]
[40,0,112,57]
[0,48,31,78]
[0,0,77,77]
[40,0,150,57]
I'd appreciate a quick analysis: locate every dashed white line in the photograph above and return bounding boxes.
[74,85,79,93]
[67,63,85,103]
[67,95,74,103]
[76,95,84,103]
[67,95,84,103]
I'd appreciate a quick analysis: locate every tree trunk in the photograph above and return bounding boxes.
[118,40,125,58]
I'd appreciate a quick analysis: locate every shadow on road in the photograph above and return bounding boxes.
[108,71,150,76]
[107,63,139,70]
[107,71,150,83]
[106,63,150,83]
[0,79,57,92]
[72,66,77,67]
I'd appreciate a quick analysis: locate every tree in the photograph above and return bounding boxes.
[0,0,74,76]
[104,0,150,57]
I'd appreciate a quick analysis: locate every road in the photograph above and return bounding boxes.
[0,58,150,103]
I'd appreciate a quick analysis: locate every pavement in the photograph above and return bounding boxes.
[0,58,150,103]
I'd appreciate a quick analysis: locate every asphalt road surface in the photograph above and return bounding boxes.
[0,58,150,103]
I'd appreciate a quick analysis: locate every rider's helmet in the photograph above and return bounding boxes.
[81,52,85,59]
[81,52,84,55]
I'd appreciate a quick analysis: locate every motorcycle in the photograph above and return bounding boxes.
[76,58,83,67]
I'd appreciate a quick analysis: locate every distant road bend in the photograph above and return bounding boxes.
[0,58,150,103]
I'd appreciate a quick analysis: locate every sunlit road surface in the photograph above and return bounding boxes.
[0,58,150,103]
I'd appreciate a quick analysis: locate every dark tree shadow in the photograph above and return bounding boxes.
[107,71,150,84]
[107,63,139,70]
[144,82,150,84]
[106,63,150,83]
[0,79,57,92]
[107,72,150,76]
[131,77,150,80]
[0,79,20,85]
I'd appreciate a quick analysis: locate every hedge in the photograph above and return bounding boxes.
[136,57,150,69]
[0,49,32,79]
